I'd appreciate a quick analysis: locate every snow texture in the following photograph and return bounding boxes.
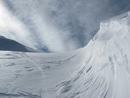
[0,12,130,98]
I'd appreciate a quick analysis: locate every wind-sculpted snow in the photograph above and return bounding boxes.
[56,12,130,98]
[0,12,130,98]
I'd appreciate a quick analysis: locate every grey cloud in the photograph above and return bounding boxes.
[3,0,130,52]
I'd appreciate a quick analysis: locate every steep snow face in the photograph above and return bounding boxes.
[56,12,130,98]
[0,12,130,98]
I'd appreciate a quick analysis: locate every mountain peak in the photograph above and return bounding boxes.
[0,36,34,52]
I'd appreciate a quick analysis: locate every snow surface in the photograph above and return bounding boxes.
[0,12,130,98]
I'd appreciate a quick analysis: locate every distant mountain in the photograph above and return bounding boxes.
[0,36,34,52]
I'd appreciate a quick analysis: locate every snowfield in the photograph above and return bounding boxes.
[0,12,130,98]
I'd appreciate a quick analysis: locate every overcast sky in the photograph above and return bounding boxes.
[0,0,130,52]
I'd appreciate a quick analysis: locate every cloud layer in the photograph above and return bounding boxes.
[0,0,130,52]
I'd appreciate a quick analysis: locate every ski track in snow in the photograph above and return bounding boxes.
[0,12,130,98]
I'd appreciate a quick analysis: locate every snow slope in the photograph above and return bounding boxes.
[0,12,130,98]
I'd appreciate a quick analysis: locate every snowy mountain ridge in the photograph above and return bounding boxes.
[0,11,130,98]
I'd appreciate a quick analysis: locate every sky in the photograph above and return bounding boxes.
[0,0,130,52]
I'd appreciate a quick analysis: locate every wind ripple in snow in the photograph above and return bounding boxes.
[0,12,130,98]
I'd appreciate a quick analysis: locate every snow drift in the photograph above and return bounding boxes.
[0,12,130,98]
